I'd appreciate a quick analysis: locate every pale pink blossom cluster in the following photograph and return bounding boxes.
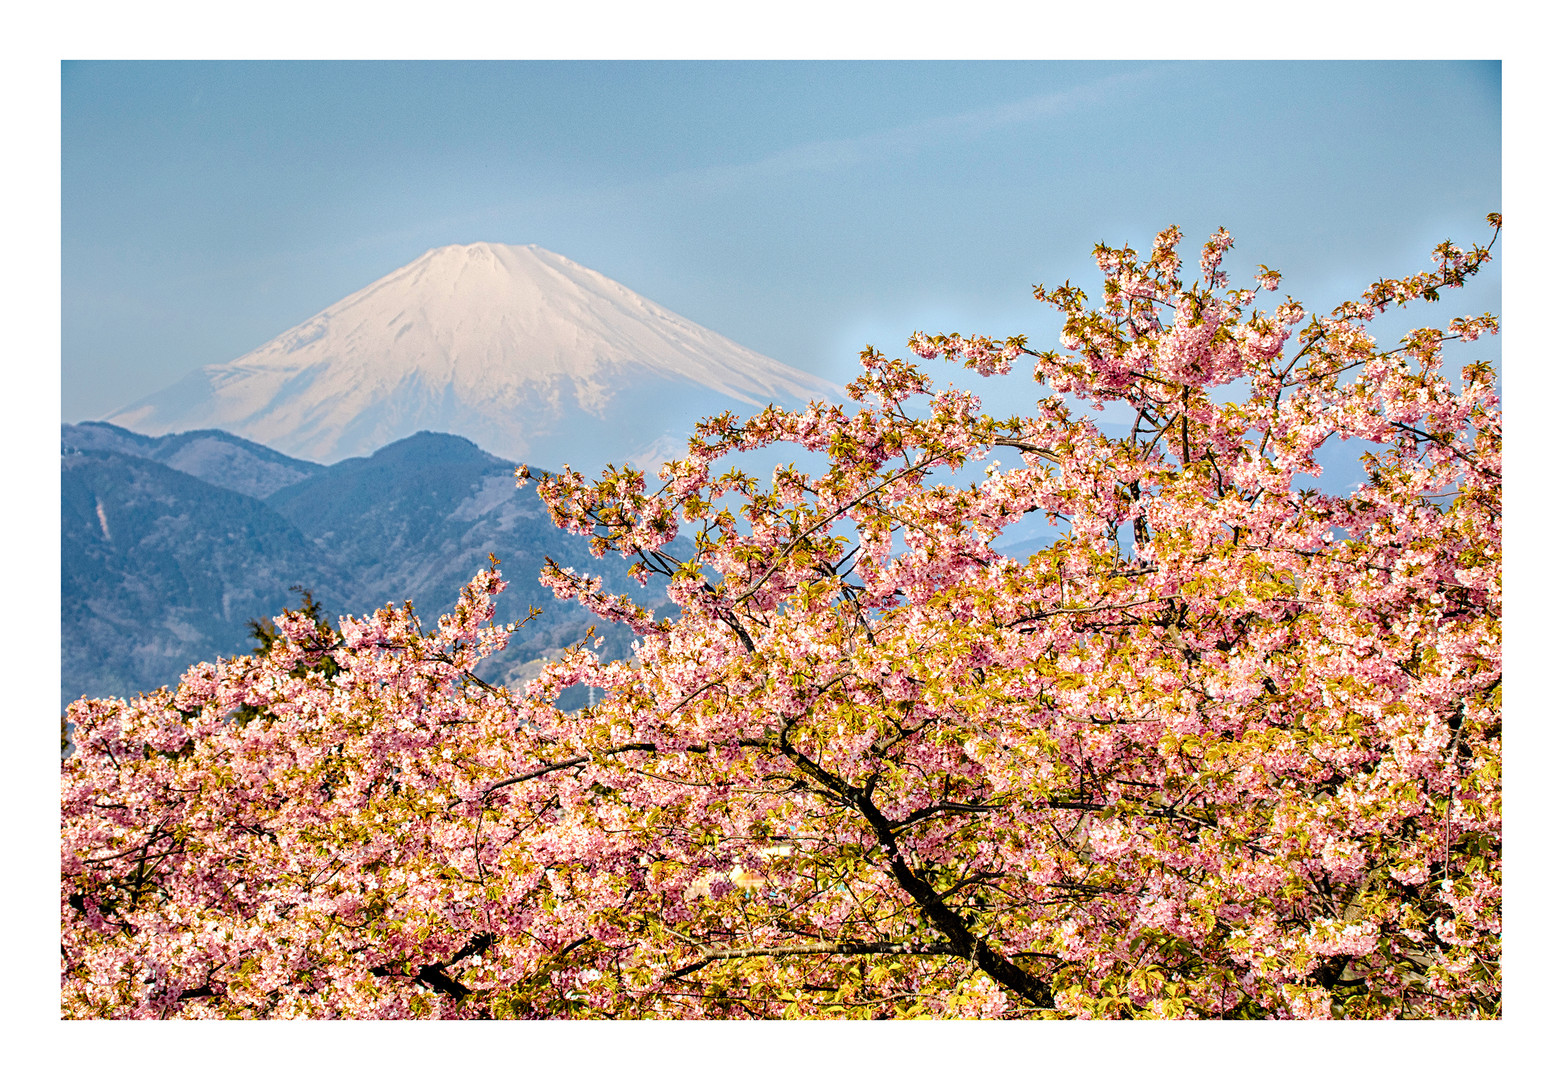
[1201,227,1235,287]
[906,331,1022,376]
[63,219,1501,1019]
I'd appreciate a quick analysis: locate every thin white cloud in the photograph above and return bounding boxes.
[674,66,1165,194]
[439,66,1170,234]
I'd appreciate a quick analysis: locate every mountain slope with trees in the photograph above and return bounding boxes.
[61,424,663,707]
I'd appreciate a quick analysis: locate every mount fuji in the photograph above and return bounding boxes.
[104,243,840,468]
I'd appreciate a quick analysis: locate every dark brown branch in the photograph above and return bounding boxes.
[889,801,1003,832]
[1006,594,1174,628]
[370,932,496,1003]
[1387,421,1498,480]
[989,436,1062,464]
[729,450,957,606]
[477,736,774,802]
[773,720,1056,1009]
[661,941,951,983]
[478,745,656,800]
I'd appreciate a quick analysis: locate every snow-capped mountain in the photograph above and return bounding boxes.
[105,243,840,467]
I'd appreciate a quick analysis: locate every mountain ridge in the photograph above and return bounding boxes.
[60,422,666,710]
[62,421,325,499]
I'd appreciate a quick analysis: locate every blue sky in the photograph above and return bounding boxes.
[62,60,1501,424]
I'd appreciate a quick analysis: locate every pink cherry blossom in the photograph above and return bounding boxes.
[63,217,1501,1019]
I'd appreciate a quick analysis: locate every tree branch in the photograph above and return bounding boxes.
[661,940,951,983]
[773,718,1056,1008]
[729,450,957,606]
[369,932,496,1003]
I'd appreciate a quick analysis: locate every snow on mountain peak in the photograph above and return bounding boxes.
[104,244,840,467]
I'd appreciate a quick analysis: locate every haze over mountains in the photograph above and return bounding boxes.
[104,242,840,469]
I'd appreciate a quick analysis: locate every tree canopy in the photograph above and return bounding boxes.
[62,219,1501,1019]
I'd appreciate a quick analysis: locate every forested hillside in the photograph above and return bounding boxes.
[61,424,666,707]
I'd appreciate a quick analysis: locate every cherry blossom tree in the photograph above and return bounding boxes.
[62,217,1501,1019]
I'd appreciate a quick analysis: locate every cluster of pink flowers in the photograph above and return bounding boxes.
[63,218,1501,1019]
[1200,226,1235,287]
[907,331,1023,376]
